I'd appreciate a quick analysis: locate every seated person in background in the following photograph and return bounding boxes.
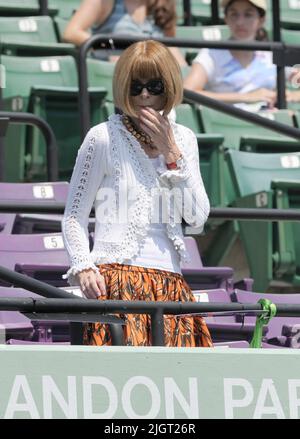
[184,0,299,110]
[63,0,186,65]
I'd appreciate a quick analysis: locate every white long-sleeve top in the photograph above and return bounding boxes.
[62,114,210,282]
[123,156,181,274]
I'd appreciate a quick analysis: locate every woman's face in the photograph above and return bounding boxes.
[225,0,265,41]
[130,77,166,115]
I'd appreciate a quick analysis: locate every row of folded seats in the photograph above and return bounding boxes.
[0,1,81,19]
[175,0,300,28]
[1,14,300,68]
[1,0,300,28]
[0,183,300,349]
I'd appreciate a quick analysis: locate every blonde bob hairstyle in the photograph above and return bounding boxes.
[113,40,183,118]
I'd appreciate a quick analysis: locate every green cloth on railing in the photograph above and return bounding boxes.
[250,299,277,349]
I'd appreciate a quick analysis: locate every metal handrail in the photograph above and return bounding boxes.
[0,265,124,345]
[0,265,76,300]
[1,297,299,316]
[0,111,58,182]
[0,202,299,221]
[0,297,300,346]
[184,89,300,141]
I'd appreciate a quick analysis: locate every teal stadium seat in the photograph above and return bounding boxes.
[176,25,230,64]
[201,108,300,203]
[282,28,300,44]
[190,0,219,25]
[176,0,225,26]
[226,149,300,293]
[239,111,300,153]
[0,0,57,16]
[88,58,114,103]
[49,0,81,19]
[176,24,229,41]
[280,0,300,29]
[175,0,184,25]
[176,103,225,207]
[88,58,116,120]
[200,107,298,150]
[1,54,107,181]
[0,16,75,56]
[200,108,300,270]
[54,16,69,42]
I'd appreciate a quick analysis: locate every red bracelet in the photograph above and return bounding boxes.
[166,161,178,170]
[166,154,182,170]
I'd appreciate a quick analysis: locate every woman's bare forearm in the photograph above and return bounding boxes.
[192,89,250,104]
[63,29,91,46]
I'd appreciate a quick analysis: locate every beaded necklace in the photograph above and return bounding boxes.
[122,115,156,149]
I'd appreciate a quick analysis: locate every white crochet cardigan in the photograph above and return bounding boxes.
[62,114,210,282]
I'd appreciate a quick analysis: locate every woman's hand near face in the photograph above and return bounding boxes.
[75,268,106,299]
[139,107,182,163]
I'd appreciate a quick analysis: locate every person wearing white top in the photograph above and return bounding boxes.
[184,0,299,109]
[62,40,213,347]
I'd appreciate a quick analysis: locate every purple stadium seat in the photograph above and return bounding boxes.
[0,286,71,343]
[182,236,253,292]
[193,289,268,343]
[233,289,300,347]
[0,182,69,202]
[0,311,33,341]
[0,214,17,234]
[0,181,69,234]
[181,237,234,290]
[0,287,39,341]
[0,233,69,286]
[193,289,235,323]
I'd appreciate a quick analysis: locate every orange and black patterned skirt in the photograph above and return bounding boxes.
[83,263,213,348]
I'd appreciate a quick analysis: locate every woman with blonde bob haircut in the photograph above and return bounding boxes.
[62,40,212,348]
[113,39,183,118]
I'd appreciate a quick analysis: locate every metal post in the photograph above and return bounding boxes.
[151,309,165,346]
[211,0,220,25]
[78,44,91,140]
[70,323,84,345]
[0,137,4,182]
[39,0,49,16]
[0,71,3,112]
[183,0,192,26]
[0,111,58,181]
[272,0,286,109]
[272,0,282,42]
[276,66,287,109]
[0,118,9,182]
[110,324,124,346]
